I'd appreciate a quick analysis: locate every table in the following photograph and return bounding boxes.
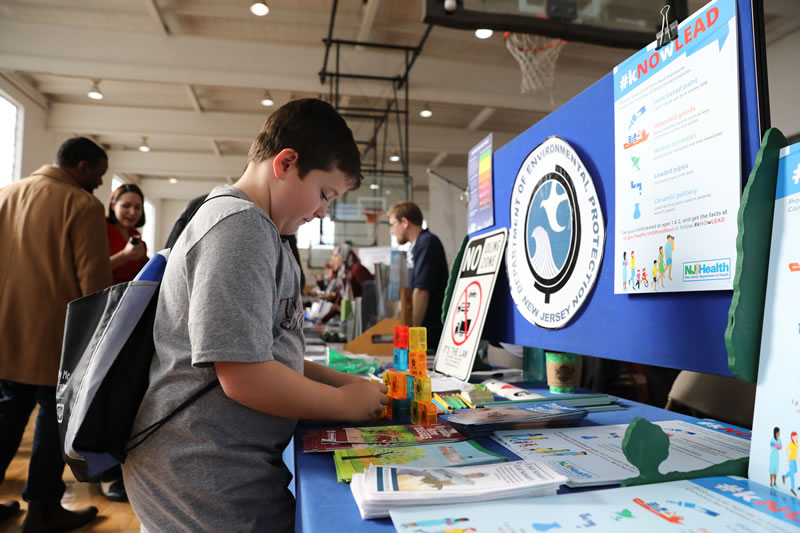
[292,384,699,532]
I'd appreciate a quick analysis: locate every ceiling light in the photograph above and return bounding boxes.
[389,152,401,162]
[249,2,269,16]
[369,183,380,190]
[168,177,178,184]
[87,80,103,100]
[260,91,274,107]
[474,29,493,39]
[138,136,151,153]
[419,104,433,118]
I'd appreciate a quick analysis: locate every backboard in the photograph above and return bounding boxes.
[424,0,690,49]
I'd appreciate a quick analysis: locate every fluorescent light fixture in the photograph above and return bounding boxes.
[250,2,269,16]
[260,91,274,107]
[87,80,103,100]
[419,104,433,118]
[474,28,493,39]
[389,152,401,162]
[138,136,151,153]
[168,177,178,184]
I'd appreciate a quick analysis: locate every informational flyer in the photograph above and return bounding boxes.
[613,0,740,293]
[434,228,507,381]
[492,419,751,487]
[749,143,800,500]
[467,133,494,234]
[390,476,800,532]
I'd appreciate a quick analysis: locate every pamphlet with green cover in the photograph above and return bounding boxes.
[333,440,508,482]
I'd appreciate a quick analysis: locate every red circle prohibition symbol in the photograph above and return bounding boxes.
[451,280,482,346]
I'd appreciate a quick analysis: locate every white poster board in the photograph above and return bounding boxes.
[434,228,507,381]
[613,0,740,293]
[748,143,800,498]
[427,171,467,265]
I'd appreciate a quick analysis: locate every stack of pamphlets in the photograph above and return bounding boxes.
[350,461,567,519]
[389,475,800,531]
[302,423,465,452]
[333,440,508,483]
[439,401,588,437]
[491,419,751,487]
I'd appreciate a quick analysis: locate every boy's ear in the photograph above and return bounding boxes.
[272,148,299,180]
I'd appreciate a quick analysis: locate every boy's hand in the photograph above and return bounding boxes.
[338,382,389,422]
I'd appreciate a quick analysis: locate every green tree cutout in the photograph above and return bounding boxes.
[620,417,748,487]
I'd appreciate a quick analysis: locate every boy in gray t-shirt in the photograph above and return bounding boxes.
[122,99,388,533]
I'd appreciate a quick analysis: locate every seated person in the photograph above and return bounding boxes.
[320,243,374,324]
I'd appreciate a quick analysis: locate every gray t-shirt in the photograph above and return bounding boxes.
[122,186,304,533]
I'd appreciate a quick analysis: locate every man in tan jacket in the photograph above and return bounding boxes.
[0,137,112,531]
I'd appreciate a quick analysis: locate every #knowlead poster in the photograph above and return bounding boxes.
[749,143,800,500]
[613,0,740,294]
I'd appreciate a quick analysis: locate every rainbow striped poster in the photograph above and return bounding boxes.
[468,133,494,233]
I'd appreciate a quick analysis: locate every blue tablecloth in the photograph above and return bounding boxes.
[293,385,699,532]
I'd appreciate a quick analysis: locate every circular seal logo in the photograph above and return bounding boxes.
[507,136,605,329]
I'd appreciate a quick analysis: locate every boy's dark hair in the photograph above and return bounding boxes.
[248,98,362,189]
[107,183,147,227]
[57,137,108,167]
[388,201,424,227]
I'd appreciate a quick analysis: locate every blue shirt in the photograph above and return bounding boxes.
[408,229,449,347]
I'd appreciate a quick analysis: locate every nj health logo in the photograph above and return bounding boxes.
[507,136,605,329]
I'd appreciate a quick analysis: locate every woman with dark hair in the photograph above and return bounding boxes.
[107,183,148,285]
[98,183,149,501]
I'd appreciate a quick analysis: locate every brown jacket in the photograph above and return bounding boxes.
[0,165,112,386]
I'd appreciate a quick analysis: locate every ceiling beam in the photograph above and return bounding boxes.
[0,71,48,110]
[143,0,170,36]
[357,0,381,44]
[210,139,221,157]
[48,103,516,156]
[0,20,591,112]
[185,85,203,112]
[465,107,495,131]
[429,152,448,168]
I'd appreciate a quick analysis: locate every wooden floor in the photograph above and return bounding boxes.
[0,409,140,532]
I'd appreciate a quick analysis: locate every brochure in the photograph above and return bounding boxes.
[439,401,588,437]
[749,142,800,500]
[492,419,751,487]
[351,461,566,519]
[302,423,465,453]
[390,475,800,532]
[333,440,508,483]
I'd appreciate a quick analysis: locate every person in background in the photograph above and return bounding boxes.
[320,243,374,324]
[121,98,387,533]
[387,202,448,349]
[93,183,149,502]
[0,137,111,531]
[107,184,148,285]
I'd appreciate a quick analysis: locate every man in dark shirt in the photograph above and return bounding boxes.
[387,202,449,348]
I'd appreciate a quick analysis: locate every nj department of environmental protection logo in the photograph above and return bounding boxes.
[507,136,605,329]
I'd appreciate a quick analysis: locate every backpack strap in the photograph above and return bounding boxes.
[125,191,246,454]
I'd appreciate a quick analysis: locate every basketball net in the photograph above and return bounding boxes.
[504,32,566,95]
[362,208,384,224]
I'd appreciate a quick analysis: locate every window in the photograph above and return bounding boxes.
[297,216,335,249]
[0,92,21,189]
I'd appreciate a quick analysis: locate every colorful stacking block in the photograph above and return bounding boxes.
[409,350,427,377]
[409,327,427,352]
[392,371,407,400]
[392,398,411,424]
[413,376,432,403]
[382,371,392,396]
[421,402,438,425]
[411,400,422,424]
[406,373,415,400]
[393,325,409,349]
[380,400,392,420]
[393,347,409,371]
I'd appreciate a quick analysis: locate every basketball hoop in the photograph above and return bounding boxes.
[504,31,567,95]
[362,207,384,224]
